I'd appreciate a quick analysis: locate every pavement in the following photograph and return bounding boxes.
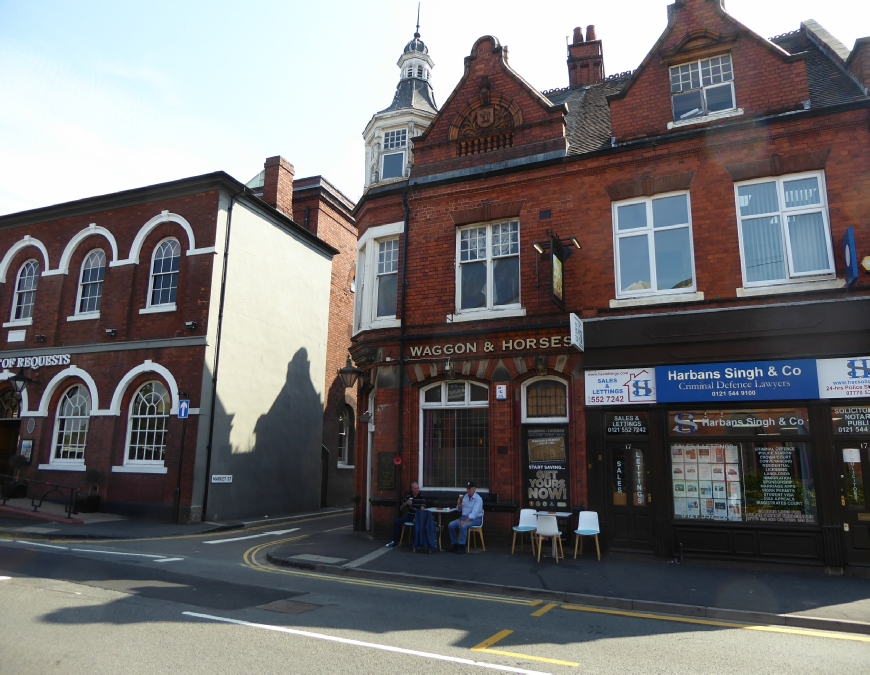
[267,524,870,634]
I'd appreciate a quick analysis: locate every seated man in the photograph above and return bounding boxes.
[385,481,426,548]
[448,481,483,553]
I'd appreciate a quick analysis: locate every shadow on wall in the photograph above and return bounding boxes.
[207,348,324,521]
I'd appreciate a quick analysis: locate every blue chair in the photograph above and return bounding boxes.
[511,508,538,555]
[398,521,414,546]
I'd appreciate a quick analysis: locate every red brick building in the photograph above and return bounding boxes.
[351,1,870,569]
[0,155,357,522]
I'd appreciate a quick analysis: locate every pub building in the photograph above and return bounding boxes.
[349,0,870,569]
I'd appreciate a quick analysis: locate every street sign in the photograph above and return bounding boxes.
[569,313,584,352]
[178,399,190,419]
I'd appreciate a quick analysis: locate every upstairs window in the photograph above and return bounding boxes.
[382,129,407,180]
[670,54,734,122]
[376,238,399,318]
[12,259,40,321]
[613,193,696,298]
[736,172,834,286]
[77,249,106,315]
[457,221,520,313]
[148,239,180,306]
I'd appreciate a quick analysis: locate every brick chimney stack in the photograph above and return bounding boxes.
[567,25,605,88]
[261,155,295,216]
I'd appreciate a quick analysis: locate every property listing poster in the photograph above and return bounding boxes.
[671,443,742,521]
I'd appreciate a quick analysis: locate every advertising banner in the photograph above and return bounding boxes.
[656,360,819,403]
[817,357,870,399]
[522,425,569,510]
[585,368,657,406]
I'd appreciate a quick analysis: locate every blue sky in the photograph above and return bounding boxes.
[0,0,866,214]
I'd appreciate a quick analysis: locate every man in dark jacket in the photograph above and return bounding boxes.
[386,482,426,548]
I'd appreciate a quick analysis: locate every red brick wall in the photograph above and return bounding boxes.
[610,0,810,142]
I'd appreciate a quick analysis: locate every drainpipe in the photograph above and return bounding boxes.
[396,187,411,505]
[201,188,245,520]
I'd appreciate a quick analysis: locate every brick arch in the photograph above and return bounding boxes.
[35,366,102,417]
[448,93,523,141]
[109,360,179,415]
[0,236,51,283]
[0,369,32,415]
[124,210,214,264]
[53,224,120,275]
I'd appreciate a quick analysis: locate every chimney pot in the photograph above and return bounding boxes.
[586,25,597,42]
[573,27,584,44]
[567,24,605,88]
[261,155,295,216]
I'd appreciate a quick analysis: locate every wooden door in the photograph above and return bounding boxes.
[606,441,654,551]
[837,441,870,565]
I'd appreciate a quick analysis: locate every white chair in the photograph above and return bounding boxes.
[398,521,414,546]
[511,509,538,555]
[574,511,601,560]
[466,511,485,552]
[536,514,563,563]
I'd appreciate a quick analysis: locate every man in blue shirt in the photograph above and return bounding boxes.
[449,481,483,553]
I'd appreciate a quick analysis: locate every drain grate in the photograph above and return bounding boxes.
[257,599,321,615]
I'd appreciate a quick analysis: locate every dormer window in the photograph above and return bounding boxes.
[670,54,735,122]
[381,129,408,180]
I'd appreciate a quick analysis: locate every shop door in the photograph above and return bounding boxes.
[0,420,20,471]
[837,442,870,565]
[606,442,654,551]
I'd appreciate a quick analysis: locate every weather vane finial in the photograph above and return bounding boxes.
[414,2,420,38]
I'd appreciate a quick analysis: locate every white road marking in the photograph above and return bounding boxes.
[322,525,352,533]
[343,546,393,569]
[15,541,69,550]
[70,549,166,558]
[0,576,11,581]
[203,528,299,544]
[288,554,346,564]
[154,557,184,563]
[183,612,551,675]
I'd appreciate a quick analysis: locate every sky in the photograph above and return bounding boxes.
[0,0,867,215]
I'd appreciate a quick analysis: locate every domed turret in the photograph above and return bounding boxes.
[404,33,428,55]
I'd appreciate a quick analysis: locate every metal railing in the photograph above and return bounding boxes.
[0,474,78,518]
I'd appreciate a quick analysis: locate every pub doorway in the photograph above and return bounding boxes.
[606,441,654,551]
[0,389,20,471]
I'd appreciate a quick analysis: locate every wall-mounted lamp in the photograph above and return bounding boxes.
[532,242,546,255]
[358,411,372,424]
[535,355,548,376]
[444,359,456,380]
[105,329,117,338]
[338,354,362,389]
[34,334,46,343]
[185,321,198,330]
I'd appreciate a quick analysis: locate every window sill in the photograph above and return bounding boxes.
[337,463,355,470]
[667,108,744,129]
[67,312,100,322]
[38,463,86,472]
[736,278,845,298]
[139,304,176,315]
[609,292,704,309]
[3,318,32,328]
[448,307,526,323]
[355,317,401,334]
[111,464,168,474]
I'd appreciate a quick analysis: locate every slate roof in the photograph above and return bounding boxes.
[771,30,867,108]
[379,77,438,115]
[545,76,630,155]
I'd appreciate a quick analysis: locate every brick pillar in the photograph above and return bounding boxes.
[261,156,295,216]
[847,38,870,94]
[567,25,605,88]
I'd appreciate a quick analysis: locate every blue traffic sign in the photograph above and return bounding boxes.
[178,400,190,419]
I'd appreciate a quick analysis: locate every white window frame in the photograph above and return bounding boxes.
[418,380,490,492]
[337,406,354,468]
[49,384,91,468]
[734,171,835,290]
[123,381,170,468]
[145,237,180,311]
[612,191,697,300]
[374,238,399,320]
[73,248,106,319]
[353,222,404,334]
[454,219,523,319]
[521,376,569,424]
[9,258,40,326]
[381,129,407,180]
[669,54,736,123]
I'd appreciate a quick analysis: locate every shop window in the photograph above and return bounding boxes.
[522,377,568,423]
[669,409,817,523]
[51,385,91,465]
[670,54,735,122]
[353,222,404,334]
[456,221,520,316]
[125,381,170,465]
[420,381,489,490]
[76,249,106,315]
[338,405,354,467]
[148,239,181,307]
[613,193,696,298]
[735,172,834,287]
[11,259,40,322]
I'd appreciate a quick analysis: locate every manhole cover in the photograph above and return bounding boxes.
[257,599,321,615]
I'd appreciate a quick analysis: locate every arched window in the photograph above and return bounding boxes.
[148,239,181,307]
[420,381,489,490]
[0,389,17,418]
[12,259,40,321]
[338,405,354,466]
[126,381,170,464]
[522,377,569,423]
[77,249,106,315]
[52,385,91,464]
